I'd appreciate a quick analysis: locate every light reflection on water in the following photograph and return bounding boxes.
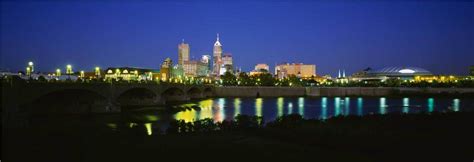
[173,97,472,123]
[379,97,387,115]
[277,97,284,117]
[298,97,305,116]
[428,98,434,113]
[234,98,241,117]
[334,97,341,116]
[321,97,328,119]
[255,98,263,117]
[344,97,350,116]
[453,99,460,112]
[288,102,293,114]
[403,98,410,113]
[357,97,363,116]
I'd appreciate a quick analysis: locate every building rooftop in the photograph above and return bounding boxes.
[370,66,432,76]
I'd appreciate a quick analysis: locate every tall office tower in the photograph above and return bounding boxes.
[222,53,233,66]
[213,33,223,76]
[178,39,190,66]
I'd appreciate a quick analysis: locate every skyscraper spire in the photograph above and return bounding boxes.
[343,70,346,78]
[213,33,223,77]
[338,69,341,78]
[214,33,222,46]
[182,39,184,43]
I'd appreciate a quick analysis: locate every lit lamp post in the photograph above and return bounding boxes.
[80,70,85,78]
[66,64,73,75]
[26,67,31,76]
[56,69,61,77]
[95,67,101,77]
[28,61,34,73]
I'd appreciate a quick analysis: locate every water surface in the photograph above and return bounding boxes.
[173,97,472,122]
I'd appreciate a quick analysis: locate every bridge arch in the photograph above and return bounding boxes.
[161,87,186,103]
[25,89,110,114]
[187,87,203,99]
[116,87,158,107]
[203,87,213,97]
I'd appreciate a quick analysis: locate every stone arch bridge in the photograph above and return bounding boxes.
[3,82,215,114]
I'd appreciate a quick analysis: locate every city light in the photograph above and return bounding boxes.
[66,64,73,74]
[26,67,31,76]
[95,67,100,76]
[56,69,61,76]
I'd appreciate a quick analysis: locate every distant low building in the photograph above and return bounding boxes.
[351,66,433,82]
[105,67,158,81]
[275,63,316,79]
[250,63,270,76]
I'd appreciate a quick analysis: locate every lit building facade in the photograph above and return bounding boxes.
[105,67,157,81]
[351,67,433,82]
[160,58,173,81]
[183,60,210,77]
[221,53,233,74]
[222,53,233,66]
[201,55,211,76]
[213,34,223,77]
[250,63,270,76]
[414,75,460,83]
[178,40,190,66]
[275,63,316,79]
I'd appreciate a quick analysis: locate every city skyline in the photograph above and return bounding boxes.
[1,1,473,76]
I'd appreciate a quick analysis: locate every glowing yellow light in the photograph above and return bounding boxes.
[277,97,284,117]
[145,123,152,135]
[255,98,263,117]
[234,98,241,117]
[56,69,61,76]
[175,109,197,122]
[199,99,213,119]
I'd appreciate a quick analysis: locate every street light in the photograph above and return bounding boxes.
[56,69,61,76]
[26,67,31,76]
[27,61,34,74]
[66,64,73,75]
[95,67,101,77]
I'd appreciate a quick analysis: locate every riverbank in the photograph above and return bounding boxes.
[214,86,474,97]
[3,112,474,162]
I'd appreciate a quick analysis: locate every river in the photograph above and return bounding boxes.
[101,96,474,135]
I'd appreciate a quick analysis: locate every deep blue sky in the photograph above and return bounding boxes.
[1,0,473,76]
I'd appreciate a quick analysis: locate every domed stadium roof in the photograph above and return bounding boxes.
[370,67,432,77]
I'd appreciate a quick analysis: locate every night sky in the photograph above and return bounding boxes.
[1,0,473,76]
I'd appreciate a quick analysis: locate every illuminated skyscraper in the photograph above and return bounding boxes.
[221,53,233,74]
[222,53,233,66]
[213,33,223,76]
[178,39,190,66]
